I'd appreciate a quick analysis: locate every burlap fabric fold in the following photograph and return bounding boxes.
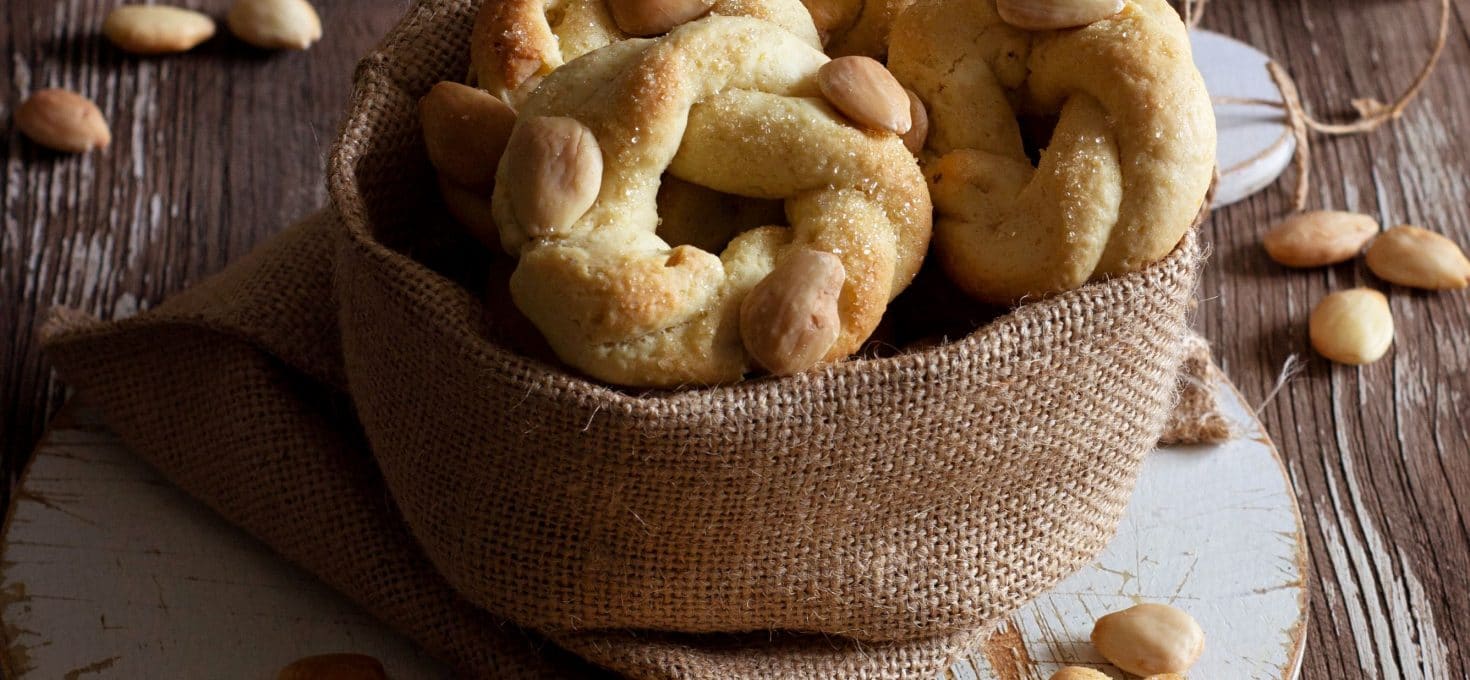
[41,0,1224,676]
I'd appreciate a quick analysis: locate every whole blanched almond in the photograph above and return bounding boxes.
[741,249,846,375]
[103,6,217,55]
[1365,225,1470,290]
[1263,210,1378,268]
[1310,288,1394,365]
[608,0,715,36]
[901,88,928,154]
[277,653,387,680]
[818,56,911,135]
[15,89,111,153]
[1049,668,1109,680]
[997,0,1125,30]
[420,82,517,190]
[505,116,602,239]
[227,0,322,50]
[1090,603,1204,677]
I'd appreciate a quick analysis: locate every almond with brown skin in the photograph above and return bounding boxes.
[1263,210,1379,268]
[901,88,928,154]
[277,653,387,680]
[15,89,111,153]
[420,81,517,190]
[997,0,1125,30]
[227,0,322,50]
[103,5,217,54]
[818,56,911,135]
[741,249,846,375]
[607,0,716,36]
[504,116,603,239]
[1309,288,1394,365]
[1365,225,1470,290]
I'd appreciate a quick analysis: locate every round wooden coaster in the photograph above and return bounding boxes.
[955,381,1308,679]
[1,378,1304,679]
[1193,29,1296,209]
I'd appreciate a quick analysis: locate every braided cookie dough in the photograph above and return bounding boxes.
[470,0,821,105]
[491,17,930,387]
[888,0,1215,304]
[459,0,821,255]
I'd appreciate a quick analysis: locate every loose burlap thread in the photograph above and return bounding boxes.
[41,0,1224,676]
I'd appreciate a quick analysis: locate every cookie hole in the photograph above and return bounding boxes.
[655,174,786,253]
[1018,112,1059,167]
[545,1,568,28]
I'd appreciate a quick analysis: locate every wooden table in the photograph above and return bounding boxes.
[2,1,1466,678]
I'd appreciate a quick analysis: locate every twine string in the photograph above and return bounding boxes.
[1209,0,1451,210]
[1182,0,1208,29]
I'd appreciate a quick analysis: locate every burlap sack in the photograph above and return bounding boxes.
[40,0,1222,676]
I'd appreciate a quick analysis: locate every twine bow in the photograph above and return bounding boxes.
[1183,0,1450,211]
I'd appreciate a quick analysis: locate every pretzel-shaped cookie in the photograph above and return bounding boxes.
[471,0,821,105]
[491,17,930,386]
[888,0,1214,304]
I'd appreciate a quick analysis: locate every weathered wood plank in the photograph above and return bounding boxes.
[1198,2,1470,678]
[0,0,409,508]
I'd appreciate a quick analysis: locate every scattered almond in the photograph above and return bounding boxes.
[607,0,715,36]
[1365,225,1470,290]
[1091,603,1204,677]
[15,89,111,153]
[420,82,517,190]
[1309,288,1394,365]
[505,116,603,239]
[997,0,1125,30]
[1263,210,1378,268]
[1049,668,1109,680]
[901,88,928,154]
[741,248,846,375]
[818,56,911,135]
[227,0,322,50]
[277,653,387,680]
[103,5,217,55]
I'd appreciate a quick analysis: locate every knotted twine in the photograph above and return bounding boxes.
[1190,0,1451,210]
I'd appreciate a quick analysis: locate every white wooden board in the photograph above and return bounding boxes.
[1,380,1305,679]
[955,383,1309,679]
[1193,29,1296,208]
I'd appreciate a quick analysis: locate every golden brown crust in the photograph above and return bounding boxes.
[492,18,930,386]
[889,0,1215,304]
[469,0,559,102]
[471,0,820,105]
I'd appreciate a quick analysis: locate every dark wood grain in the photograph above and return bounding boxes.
[2,1,1468,678]
[1200,2,1470,678]
[1,1,407,500]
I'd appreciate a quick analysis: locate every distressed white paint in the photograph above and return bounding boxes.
[0,381,1304,679]
[0,412,448,679]
[1192,29,1296,209]
[951,383,1308,679]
